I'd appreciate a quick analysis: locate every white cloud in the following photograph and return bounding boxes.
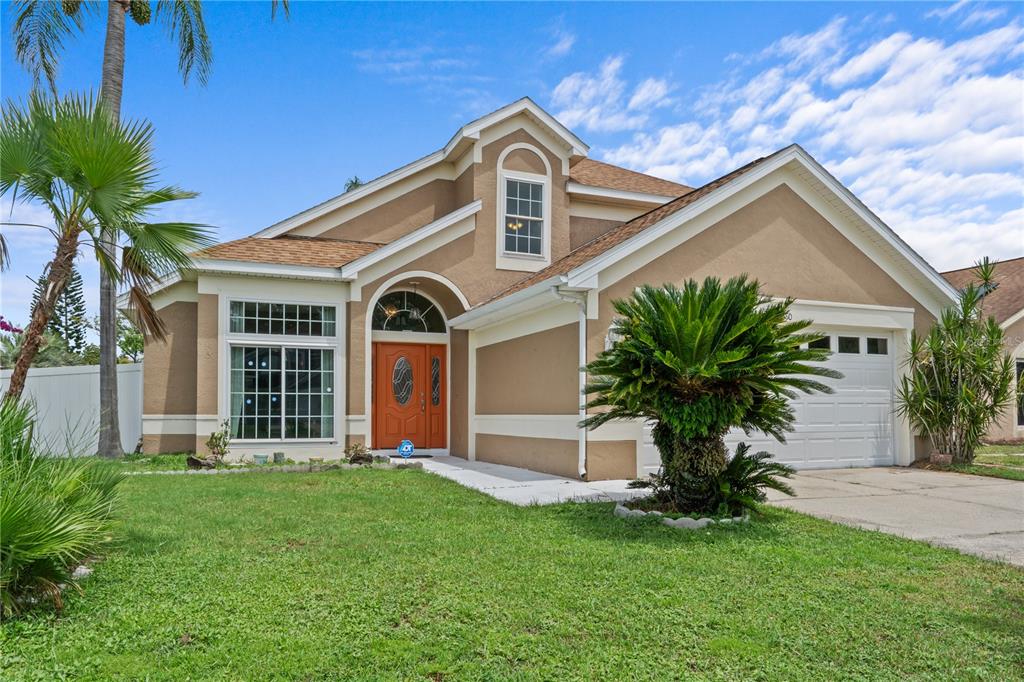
[927,0,1008,28]
[546,29,576,58]
[551,57,677,132]
[593,16,1024,270]
[628,78,673,111]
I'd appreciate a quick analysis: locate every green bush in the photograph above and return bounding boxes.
[0,399,123,617]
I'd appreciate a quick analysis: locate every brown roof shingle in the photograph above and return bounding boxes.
[569,158,692,198]
[481,149,784,306]
[197,235,382,269]
[942,256,1024,325]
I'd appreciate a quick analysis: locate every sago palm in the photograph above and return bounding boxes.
[0,92,212,400]
[583,277,839,491]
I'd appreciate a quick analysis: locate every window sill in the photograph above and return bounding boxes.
[496,253,550,273]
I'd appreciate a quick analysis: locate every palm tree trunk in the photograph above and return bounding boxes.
[96,0,128,458]
[652,422,728,485]
[4,230,81,401]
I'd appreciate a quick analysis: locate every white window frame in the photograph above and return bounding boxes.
[228,299,338,338]
[495,143,552,272]
[221,295,343,444]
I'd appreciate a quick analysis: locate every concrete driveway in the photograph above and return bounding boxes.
[767,468,1024,566]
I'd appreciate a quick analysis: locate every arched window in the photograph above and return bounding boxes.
[371,291,446,333]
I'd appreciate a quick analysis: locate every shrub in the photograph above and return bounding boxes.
[896,258,1018,464]
[641,443,795,516]
[0,399,123,617]
[583,278,834,508]
[344,442,374,465]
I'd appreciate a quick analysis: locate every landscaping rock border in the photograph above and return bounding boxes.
[614,503,749,529]
[126,461,423,476]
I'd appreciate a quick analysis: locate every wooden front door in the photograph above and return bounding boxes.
[373,342,446,450]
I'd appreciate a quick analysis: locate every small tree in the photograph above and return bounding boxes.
[896,258,1017,464]
[31,265,88,354]
[344,176,363,192]
[117,315,144,362]
[583,278,838,507]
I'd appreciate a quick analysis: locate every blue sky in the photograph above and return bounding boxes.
[2,1,1022,329]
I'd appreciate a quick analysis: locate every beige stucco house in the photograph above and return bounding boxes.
[942,257,1024,443]
[138,97,961,479]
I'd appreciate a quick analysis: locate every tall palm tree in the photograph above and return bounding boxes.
[0,93,212,402]
[583,277,840,492]
[10,0,287,457]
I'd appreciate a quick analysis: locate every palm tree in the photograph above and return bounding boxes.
[896,259,1016,464]
[583,277,839,493]
[11,0,287,457]
[0,93,212,402]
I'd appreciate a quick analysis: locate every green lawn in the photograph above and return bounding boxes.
[3,470,1022,680]
[977,444,1024,456]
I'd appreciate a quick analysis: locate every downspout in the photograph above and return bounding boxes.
[553,287,589,480]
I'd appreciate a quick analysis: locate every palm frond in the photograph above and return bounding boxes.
[154,0,213,86]
[11,0,91,94]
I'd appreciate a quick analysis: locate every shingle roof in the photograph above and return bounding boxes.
[481,149,784,306]
[942,256,1024,325]
[569,158,692,198]
[197,235,382,268]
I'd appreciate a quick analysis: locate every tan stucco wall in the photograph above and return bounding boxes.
[476,434,578,478]
[193,293,219,455]
[987,316,1024,441]
[591,185,935,363]
[449,329,469,457]
[591,184,940,461]
[475,323,579,415]
[317,178,457,244]
[143,301,198,416]
[570,216,622,251]
[586,441,637,480]
[143,434,197,455]
[503,147,548,175]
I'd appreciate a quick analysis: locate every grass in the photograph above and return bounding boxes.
[952,463,1024,481]
[2,470,1022,681]
[976,444,1024,456]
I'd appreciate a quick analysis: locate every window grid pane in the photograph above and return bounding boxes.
[504,179,544,256]
[230,301,337,337]
[230,345,334,440]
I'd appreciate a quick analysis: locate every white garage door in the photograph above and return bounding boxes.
[725,329,896,469]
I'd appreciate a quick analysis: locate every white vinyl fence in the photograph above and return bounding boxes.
[1,363,142,455]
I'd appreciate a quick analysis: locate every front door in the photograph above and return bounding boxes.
[373,343,446,450]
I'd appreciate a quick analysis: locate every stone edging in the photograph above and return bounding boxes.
[614,503,749,529]
[125,462,424,476]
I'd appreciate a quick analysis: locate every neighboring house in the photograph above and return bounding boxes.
[942,256,1024,443]
[138,97,959,479]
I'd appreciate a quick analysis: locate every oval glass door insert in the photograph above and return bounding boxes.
[392,357,413,405]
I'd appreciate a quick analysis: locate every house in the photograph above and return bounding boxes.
[139,97,960,479]
[942,257,1024,443]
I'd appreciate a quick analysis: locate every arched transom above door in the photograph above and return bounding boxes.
[371,291,446,333]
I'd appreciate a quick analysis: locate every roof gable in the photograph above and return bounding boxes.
[462,145,959,323]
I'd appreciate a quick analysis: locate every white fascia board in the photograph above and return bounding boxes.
[450,275,567,329]
[566,182,675,206]
[566,148,798,288]
[1001,307,1024,330]
[254,149,447,239]
[564,146,959,313]
[192,258,345,281]
[787,146,959,307]
[257,99,586,240]
[451,97,589,158]
[116,270,188,311]
[340,200,482,280]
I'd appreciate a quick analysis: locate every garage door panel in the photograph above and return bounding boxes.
[726,328,895,469]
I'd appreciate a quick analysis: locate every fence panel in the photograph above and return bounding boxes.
[0,363,143,455]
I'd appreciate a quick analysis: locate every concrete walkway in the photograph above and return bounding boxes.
[767,468,1024,566]
[402,455,643,506]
